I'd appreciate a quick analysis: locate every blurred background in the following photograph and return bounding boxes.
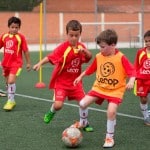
[0,0,150,50]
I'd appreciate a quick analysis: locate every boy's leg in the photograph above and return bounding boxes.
[140,101,150,126]
[71,95,96,132]
[79,108,93,132]
[3,83,16,111]
[44,103,56,123]
[103,102,117,148]
[137,81,150,125]
[44,89,65,124]
[103,119,116,148]
[3,68,21,111]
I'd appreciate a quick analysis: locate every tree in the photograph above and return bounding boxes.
[0,0,43,11]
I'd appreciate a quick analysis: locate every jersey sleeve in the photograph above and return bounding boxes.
[0,34,4,48]
[21,35,28,51]
[122,55,136,77]
[134,48,146,70]
[79,43,91,63]
[47,44,64,65]
[85,58,97,75]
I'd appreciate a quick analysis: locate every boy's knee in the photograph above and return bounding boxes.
[79,100,87,109]
[54,103,63,111]
[107,110,116,119]
[54,106,62,111]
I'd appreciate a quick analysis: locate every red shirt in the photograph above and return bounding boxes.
[85,49,135,77]
[47,41,91,89]
[0,32,28,68]
[134,47,150,79]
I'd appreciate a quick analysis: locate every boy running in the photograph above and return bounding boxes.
[33,20,93,132]
[0,16,31,111]
[134,30,150,126]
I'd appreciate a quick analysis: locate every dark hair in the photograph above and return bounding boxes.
[144,30,150,38]
[8,16,21,27]
[95,29,118,45]
[66,20,82,34]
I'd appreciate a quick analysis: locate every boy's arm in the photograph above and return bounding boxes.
[82,48,92,60]
[73,71,86,86]
[78,48,92,61]
[24,51,31,71]
[126,77,135,90]
[33,56,49,71]
[74,58,97,86]
[121,55,136,90]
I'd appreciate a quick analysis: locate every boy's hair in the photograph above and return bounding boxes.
[96,29,118,45]
[144,30,150,38]
[8,16,21,27]
[66,20,82,34]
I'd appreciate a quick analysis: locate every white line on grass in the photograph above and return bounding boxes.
[15,93,143,120]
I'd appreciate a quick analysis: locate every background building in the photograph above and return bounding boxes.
[0,0,150,50]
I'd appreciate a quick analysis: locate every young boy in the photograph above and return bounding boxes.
[73,29,136,148]
[0,16,31,111]
[33,20,93,132]
[134,30,150,126]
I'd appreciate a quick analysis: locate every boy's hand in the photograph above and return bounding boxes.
[73,71,86,86]
[73,76,82,86]
[77,48,86,53]
[126,77,135,90]
[26,63,31,71]
[33,64,40,71]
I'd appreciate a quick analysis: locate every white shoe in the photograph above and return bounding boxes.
[103,137,115,148]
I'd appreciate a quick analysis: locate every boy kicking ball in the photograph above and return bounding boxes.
[33,20,93,132]
[73,29,136,148]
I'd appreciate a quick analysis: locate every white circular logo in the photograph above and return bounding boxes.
[71,58,80,67]
[143,59,150,69]
[6,40,13,48]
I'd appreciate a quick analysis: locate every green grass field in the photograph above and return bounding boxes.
[0,48,149,150]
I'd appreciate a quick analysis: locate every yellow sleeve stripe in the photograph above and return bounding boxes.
[15,34,21,56]
[2,33,9,42]
[58,46,72,74]
[139,51,146,64]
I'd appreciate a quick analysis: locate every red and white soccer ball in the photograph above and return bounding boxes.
[62,127,83,148]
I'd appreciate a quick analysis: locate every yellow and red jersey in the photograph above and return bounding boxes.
[47,41,91,89]
[0,32,28,68]
[134,47,150,79]
[85,49,135,99]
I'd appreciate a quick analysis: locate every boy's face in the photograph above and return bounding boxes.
[67,29,81,47]
[9,23,20,35]
[144,36,150,50]
[98,41,115,56]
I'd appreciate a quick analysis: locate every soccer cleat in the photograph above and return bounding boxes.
[3,101,16,111]
[44,111,55,124]
[144,117,150,126]
[103,137,115,148]
[83,124,94,132]
[70,121,94,132]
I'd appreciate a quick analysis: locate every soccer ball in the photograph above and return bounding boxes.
[62,127,83,148]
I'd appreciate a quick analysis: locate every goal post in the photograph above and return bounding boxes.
[81,13,142,49]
